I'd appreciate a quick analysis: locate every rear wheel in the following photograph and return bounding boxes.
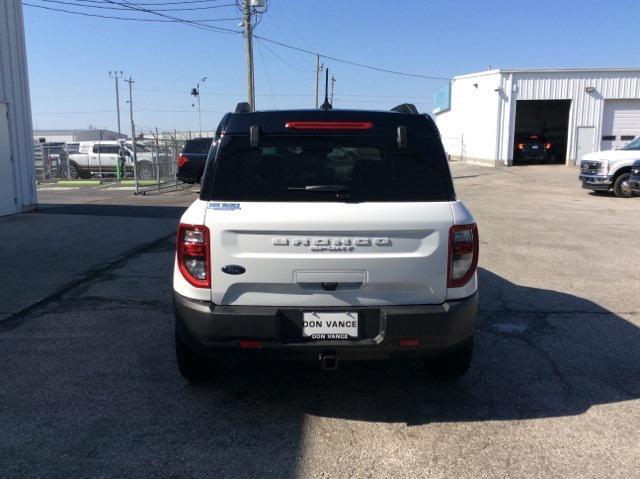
[175,329,211,382]
[613,173,633,198]
[137,162,154,180]
[61,164,80,179]
[423,337,473,380]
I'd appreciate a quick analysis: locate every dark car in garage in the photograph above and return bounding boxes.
[513,134,556,164]
[177,138,213,184]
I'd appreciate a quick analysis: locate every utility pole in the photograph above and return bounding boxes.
[191,77,207,137]
[108,71,123,137]
[314,54,324,109]
[124,76,138,194]
[330,75,336,105]
[242,0,255,111]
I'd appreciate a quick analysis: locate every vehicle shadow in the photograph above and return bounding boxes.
[208,268,640,425]
[36,203,187,219]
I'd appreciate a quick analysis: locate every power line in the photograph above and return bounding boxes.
[75,0,230,5]
[37,0,236,11]
[33,108,229,114]
[23,2,239,22]
[254,34,451,81]
[101,0,241,33]
[256,39,277,109]
[256,38,312,74]
[27,0,450,81]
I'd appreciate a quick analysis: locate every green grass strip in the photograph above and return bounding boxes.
[56,180,102,187]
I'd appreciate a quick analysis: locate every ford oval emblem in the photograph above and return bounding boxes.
[222,264,246,275]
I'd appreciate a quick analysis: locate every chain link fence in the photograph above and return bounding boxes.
[34,135,188,193]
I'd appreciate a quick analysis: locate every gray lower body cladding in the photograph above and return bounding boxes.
[174,291,478,361]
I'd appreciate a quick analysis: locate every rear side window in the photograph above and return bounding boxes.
[209,135,453,202]
[93,145,120,154]
[183,138,213,155]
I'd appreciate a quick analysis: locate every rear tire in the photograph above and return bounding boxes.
[613,173,633,198]
[61,164,80,179]
[137,162,154,181]
[175,329,211,382]
[423,337,473,380]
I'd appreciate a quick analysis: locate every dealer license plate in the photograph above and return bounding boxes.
[302,312,358,340]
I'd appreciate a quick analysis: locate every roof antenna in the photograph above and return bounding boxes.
[321,68,332,110]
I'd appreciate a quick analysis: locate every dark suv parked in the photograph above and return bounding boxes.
[513,134,555,164]
[177,137,213,184]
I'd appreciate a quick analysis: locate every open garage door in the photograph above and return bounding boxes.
[513,100,571,165]
[601,100,640,150]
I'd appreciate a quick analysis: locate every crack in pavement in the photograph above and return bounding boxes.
[0,234,176,332]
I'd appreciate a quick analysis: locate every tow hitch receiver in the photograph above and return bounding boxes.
[319,352,339,371]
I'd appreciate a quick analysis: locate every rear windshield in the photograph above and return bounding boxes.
[208,136,453,202]
[184,138,213,155]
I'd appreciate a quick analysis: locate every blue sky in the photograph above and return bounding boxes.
[24,0,640,134]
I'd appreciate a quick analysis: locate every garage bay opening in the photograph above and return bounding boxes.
[513,100,571,165]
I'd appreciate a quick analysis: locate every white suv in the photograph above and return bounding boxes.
[173,104,479,381]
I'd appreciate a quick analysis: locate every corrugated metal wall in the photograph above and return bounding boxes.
[0,0,36,215]
[499,71,640,165]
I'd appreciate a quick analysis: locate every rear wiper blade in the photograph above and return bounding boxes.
[288,184,350,192]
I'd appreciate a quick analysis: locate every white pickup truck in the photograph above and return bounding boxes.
[172,103,479,382]
[579,136,640,198]
[67,141,155,179]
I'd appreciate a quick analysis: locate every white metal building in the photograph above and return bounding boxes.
[434,68,640,166]
[0,1,36,216]
[33,129,127,144]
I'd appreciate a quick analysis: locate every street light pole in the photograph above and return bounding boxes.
[108,71,123,137]
[124,76,138,194]
[191,77,207,137]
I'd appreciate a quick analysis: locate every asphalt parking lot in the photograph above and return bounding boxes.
[1,165,639,478]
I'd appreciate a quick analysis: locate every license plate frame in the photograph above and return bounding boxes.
[302,311,359,340]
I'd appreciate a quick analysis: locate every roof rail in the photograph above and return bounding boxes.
[235,102,251,113]
[391,103,419,114]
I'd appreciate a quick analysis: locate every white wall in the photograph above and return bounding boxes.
[435,71,502,166]
[33,135,76,144]
[0,1,36,215]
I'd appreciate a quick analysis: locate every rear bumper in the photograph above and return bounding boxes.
[580,173,612,191]
[177,159,205,183]
[174,291,478,360]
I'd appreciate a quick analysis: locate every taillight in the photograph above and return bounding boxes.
[177,224,210,288]
[517,143,525,150]
[177,155,189,168]
[545,142,552,150]
[447,224,479,288]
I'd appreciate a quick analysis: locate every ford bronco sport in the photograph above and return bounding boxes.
[173,103,479,381]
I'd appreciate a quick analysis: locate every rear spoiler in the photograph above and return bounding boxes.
[235,102,251,113]
[391,103,419,115]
